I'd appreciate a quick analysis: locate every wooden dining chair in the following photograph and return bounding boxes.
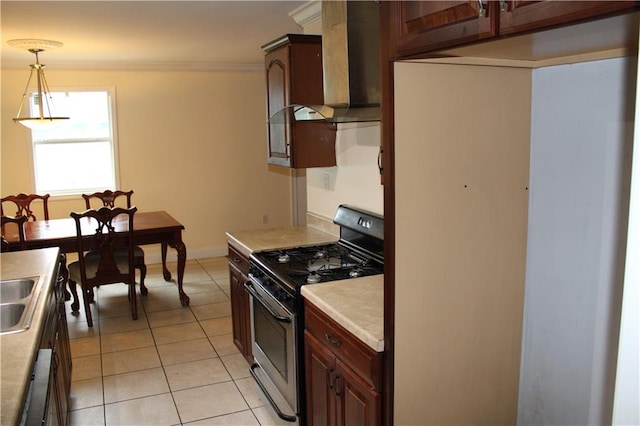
[67,206,138,327]
[82,190,133,209]
[2,195,73,303]
[82,190,148,295]
[1,193,50,221]
[1,215,27,251]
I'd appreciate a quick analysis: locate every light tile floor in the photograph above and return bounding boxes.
[67,257,291,426]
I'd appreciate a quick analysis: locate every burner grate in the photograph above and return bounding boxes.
[254,243,383,287]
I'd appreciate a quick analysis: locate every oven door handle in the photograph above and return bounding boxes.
[244,281,292,323]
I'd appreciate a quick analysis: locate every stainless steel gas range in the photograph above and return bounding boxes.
[245,205,384,424]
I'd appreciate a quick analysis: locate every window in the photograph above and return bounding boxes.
[30,89,118,195]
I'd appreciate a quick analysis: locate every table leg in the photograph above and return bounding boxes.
[174,239,189,306]
[161,233,189,306]
[161,242,172,281]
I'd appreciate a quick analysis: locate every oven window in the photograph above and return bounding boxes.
[254,301,288,381]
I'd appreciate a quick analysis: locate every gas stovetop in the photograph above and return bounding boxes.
[251,243,383,289]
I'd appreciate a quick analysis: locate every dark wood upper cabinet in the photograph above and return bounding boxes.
[499,0,637,35]
[387,1,498,59]
[263,34,336,169]
[387,0,638,59]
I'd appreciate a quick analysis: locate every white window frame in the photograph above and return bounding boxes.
[29,87,121,196]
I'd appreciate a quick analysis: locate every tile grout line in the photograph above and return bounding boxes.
[68,260,261,425]
[140,285,186,426]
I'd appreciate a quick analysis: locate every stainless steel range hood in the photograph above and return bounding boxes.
[271,1,380,124]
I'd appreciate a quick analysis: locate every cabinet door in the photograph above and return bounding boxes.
[265,47,291,167]
[263,34,335,168]
[229,264,252,362]
[387,1,498,59]
[53,332,69,426]
[499,1,637,35]
[54,301,71,426]
[305,330,338,426]
[336,359,381,426]
[56,273,72,410]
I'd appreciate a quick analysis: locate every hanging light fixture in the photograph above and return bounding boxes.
[9,39,69,130]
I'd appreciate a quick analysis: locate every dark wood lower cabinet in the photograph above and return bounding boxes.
[228,244,252,363]
[337,358,380,426]
[305,330,336,425]
[304,301,381,426]
[38,255,72,425]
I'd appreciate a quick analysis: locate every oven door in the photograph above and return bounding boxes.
[245,275,298,423]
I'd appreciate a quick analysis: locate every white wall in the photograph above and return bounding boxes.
[613,50,640,424]
[307,122,383,219]
[519,57,635,425]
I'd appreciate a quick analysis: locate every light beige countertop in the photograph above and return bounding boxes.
[226,225,338,257]
[1,248,60,426]
[301,274,384,352]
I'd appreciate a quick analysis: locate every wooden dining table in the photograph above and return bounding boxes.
[1,210,189,311]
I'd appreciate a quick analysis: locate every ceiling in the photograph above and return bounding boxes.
[1,1,311,71]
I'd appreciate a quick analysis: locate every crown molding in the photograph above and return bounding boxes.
[289,0,321,27]
[2,59,264,73]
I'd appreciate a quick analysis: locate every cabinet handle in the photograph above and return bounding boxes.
[327,367,334,391]
[52,350,60,374]
[477,0,486,17]
[333,373,343,398]
[324,332,342,348]
[233,257,241,263]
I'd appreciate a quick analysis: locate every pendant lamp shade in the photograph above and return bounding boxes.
[9,39,69,129]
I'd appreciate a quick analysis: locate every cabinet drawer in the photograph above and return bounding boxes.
[305,300,382,391]
[228,244,249,276]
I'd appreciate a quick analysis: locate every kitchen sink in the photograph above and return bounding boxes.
[0,276,45,335]
[0,303,27,332]
[0,278,37,303]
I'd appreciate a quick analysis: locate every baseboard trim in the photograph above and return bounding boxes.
[141,245,229,265]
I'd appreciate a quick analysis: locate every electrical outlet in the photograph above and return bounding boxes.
[323,173,330,190]
[262,214,269,224]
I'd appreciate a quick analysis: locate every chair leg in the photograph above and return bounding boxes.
[68,279,80,313]
[79,282,94,327]
[138,264,148,295]
[129,281,137,321]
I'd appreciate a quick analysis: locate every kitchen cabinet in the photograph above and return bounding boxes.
[262,34,336,168]
[387,1,497,58]
[228,244,252,363]
[387,0,636,59]
[304,300,381,426]
[38,255,71,426]
[380,1,640,424]
[499,1,636,35]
